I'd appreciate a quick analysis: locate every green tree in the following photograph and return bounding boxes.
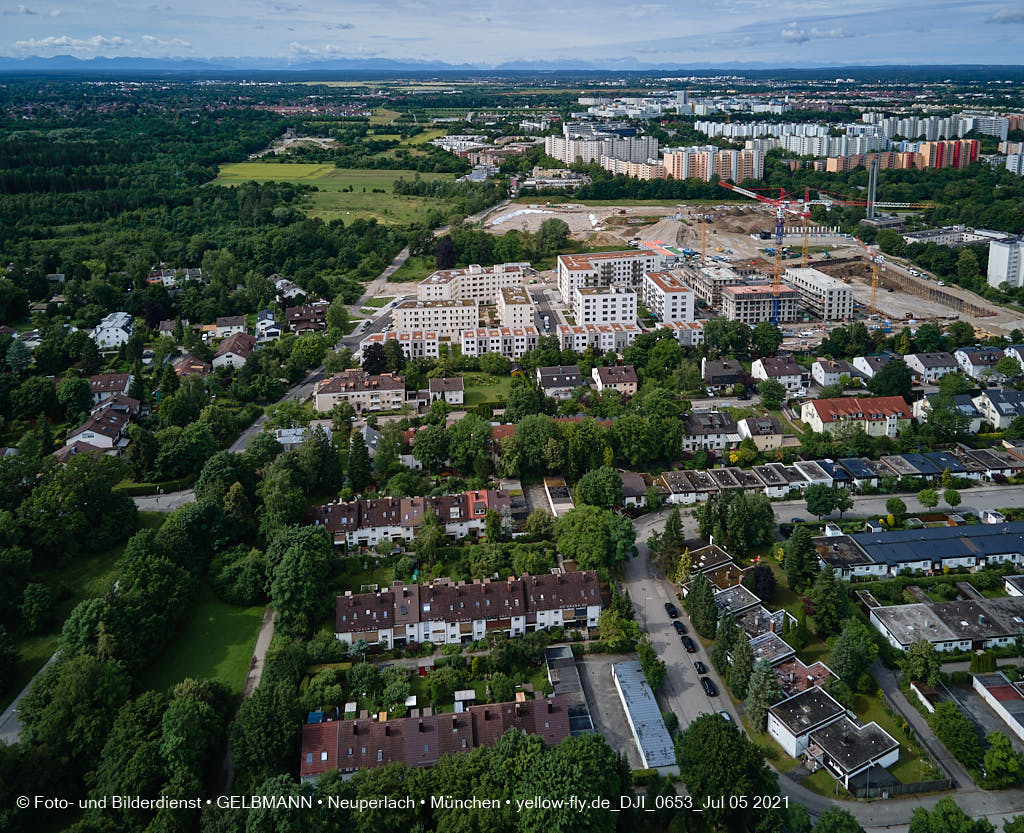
[326,296,350,332]
[805,483,838,519]
[902,639,941,686]
[348,431,372,492]
[867,359,913,398]
[944,488,961,508]
[412,423,449,473]
[724,491,775,557]
[745,659,784,731]
[918,487,939,509]
[828,619,879,687]
[886,496,907,522]
[447,413,492,475]
[812,807,865,833]
[728,635,754,699]
[908,795,993,833]
[929,701,983,770]
[57,374,92,421]
[574,466,623,508]
[810,566,845,637]
[484,508,502,543]
[758,377,786,409]
[675,713,779,832]
[554,505,635,570]
[638,637,666,691]
[0,626,19,695]
[685,573,717,638]
[784,525,818,592]
[416,510,444,563]
[983,731,1024,789]
[751,321,783,356]
[957,249,981,282]
[524,508,554,540]
[269,533,334,632]
[229,682,301,793]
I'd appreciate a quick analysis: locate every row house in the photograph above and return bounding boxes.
[362,330,440,360]
[460,327,538,359]
[800,396,911,438]
[309,489,512,549]
[334,570,601,648]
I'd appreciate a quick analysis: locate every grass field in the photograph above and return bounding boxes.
[141,584,264,696]
[463,373,513,406]
[362,296,393,308]
[370,108,402,125]
[215,162,455,224]
[388,254,439,283]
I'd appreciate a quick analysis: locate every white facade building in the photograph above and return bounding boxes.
[497,286,535,327]
[573,285,637,325]
[557,251,663,304]
[392,299,479,341]
[642,271,695,322]
[92,312,133,349]
[988,237,1024,289]
[782,267,854,321]
[461,327,539,359]
[417,263,528,302]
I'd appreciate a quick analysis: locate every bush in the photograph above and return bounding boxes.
[951,670,971,685]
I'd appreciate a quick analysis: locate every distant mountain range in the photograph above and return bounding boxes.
[0,54,1022,78]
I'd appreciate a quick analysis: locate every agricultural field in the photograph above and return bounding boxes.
[215,162,456,224]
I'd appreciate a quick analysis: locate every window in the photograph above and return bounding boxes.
[306,753,313,763]
[321,751,328,762]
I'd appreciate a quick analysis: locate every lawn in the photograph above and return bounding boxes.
[362,296,393,308]
[214,162,456,224]
[851,693,938,784]
[463,373,513,407]
[388,254,440,284]
[140,584,264,696]
[370,108,402,125]
[802,768,850,798]
[1,512,166,711]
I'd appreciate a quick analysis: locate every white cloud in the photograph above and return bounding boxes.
[141,34,192,49]
[3,4,57,13]
[987,8,1024,22]
[780,21,846,42]
[13,34,131,51]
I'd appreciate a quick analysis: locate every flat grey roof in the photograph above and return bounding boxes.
[849,522,1024,566]
[814,534,874,568]
[769,687,845,736]
[809,716,898,774]
[871,603,957,646]
[612,661,676,770]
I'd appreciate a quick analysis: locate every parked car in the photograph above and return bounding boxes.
[694,660,707,674]
[682,636,697,653]
[672,621,687,635]
[664,602,679,619]
[717,709,732,722]
[701,677,718,696]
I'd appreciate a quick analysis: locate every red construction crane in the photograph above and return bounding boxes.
[718,182,810,323]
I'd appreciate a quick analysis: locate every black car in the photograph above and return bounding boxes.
[672,621,686,635]
[682,636,697,653]
[664,602,679,619]
[701,677,718,696]
[693,660,707,674]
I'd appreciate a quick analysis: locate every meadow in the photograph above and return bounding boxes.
[215,162,456,224]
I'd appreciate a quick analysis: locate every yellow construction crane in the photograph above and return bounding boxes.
[700,216,707,264]
[853,237,881,315]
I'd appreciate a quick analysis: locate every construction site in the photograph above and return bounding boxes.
[481,182,1024,335]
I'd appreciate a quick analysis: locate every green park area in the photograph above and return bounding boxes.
[215,162,456,224]
[463,373,514,407]
[141,583,264,696]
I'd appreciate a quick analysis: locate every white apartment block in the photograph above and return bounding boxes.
[684,264,746,307]
[988,237,1024,289]
[461,327,539,359]
[573,285,637,325]
[544,134,659,165]
[557,250,662,304]
[657,320,705,347]
[662,146,763,182]
[720,285,801,324]
[497,286,535,327]
[642,271,695,322]
[392,299,479,341]
[360,330,440,360]
[417,263,528,302]
[1006,154,1024,176]
[782,267,854,321]
[556,323,642,353]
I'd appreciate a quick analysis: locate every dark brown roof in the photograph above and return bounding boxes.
[300,696,570,778]
[594,365,638,386]
[216,315,246,328]
[89,373,132,394]
[213,332,256,359]
[429,377,465,393]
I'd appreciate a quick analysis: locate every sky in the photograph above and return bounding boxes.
[2,0,1024,66]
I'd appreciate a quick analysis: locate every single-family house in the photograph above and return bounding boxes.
[736,415,783,451]
[212,332,257,369]
[286,303,329,334]
[64,405,129,450]
[592,365,639,396]
[955,346,1005,381]
[256,309,282,342]
[751,356,803,392]
[537,366,583,400]
[852,352,896,379]
[800,396,911,437]
[904,352,957,384]
[215,315,247,338]
[314,370,406,414]
[913,393,983,433]
[973,389,1024,429]
[428,377,465,406]
[701,358,744,392]
[89,373,133,405]
[92,312,133,349]
[682,409,739,453]
[811,359,859,388]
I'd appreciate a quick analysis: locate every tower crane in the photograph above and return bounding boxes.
[718,182,809,325]
[853,236,882,316]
